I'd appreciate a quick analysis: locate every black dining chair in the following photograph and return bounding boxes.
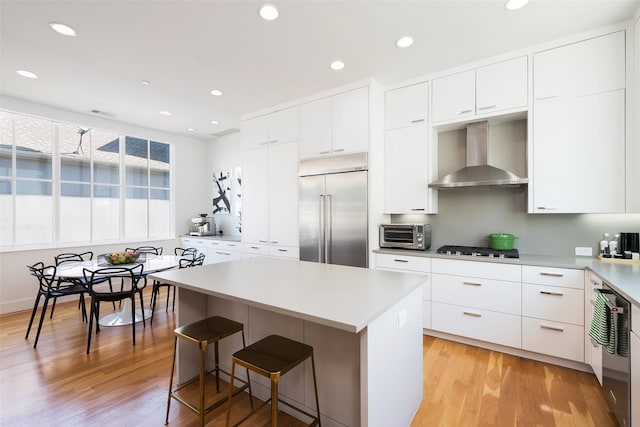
[150,252,205,325]
[83,263,146,354]
[25,262,88,348]
[51,251,94,320]
[126,246,163,255]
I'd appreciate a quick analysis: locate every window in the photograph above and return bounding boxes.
[0,111,174,249]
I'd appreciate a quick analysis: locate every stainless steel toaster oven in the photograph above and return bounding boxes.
[379,224,431,250]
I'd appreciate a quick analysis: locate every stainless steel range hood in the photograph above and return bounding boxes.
[428,121,528,189]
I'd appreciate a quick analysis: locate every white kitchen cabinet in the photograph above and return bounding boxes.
[431,258,521,282]
[374,253,431,329]
[431,56,527,123]
[300,86,369,158]
[431,274,521,315]
[531,90,625,213]
[241,106,299,151]
[521,317,585,362]
[533,31,625,101]
[522,284,584,325]
[385,82,428,130]
[631,304,639,427]
[384,124,433,213]
[180,236,241,265]
[242,140,299,257]
[522,265,585,289]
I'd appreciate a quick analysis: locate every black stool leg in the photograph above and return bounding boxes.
[165,336,177,425]
[311,353,321,426]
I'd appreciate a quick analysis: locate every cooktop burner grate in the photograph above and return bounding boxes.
[436,245,519,259]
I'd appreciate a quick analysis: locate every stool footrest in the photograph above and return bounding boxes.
[231,396,320,427]
[170,367,250,416]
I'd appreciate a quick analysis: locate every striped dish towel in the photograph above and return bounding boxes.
[589,292,616,355]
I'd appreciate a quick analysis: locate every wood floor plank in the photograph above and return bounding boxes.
[0,292,619,426]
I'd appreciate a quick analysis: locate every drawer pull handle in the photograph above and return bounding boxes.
[463,281,482,287]
[540,290,563,296]
[463,311,482,318]
[268,139,279,144]
[250,246,260,249]
[411,208,425,211]
[318,150,331,155]
[411,118,425,123]
[216,251,231,255]
[536,207,558,210]
[278,249,288,252]
[227,243,237,247]
[394,259,409,263]
[259,240,269,243]
[477,105,496,111]
[540,325,564,332]
[456,109,472,115]
[333,148,345,152]
[536,95,558,101]
[540,272,564,278]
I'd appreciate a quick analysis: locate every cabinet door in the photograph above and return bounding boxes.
[268,106,299,144]
[268,141,299,247]
[431,70,475,123]
[241,147,269,244]
[532,90,625,213]
[534,31,625,100]
[476,56,528,114]
[384,124,430,213]
[332,86,369,154]
[241,115,269,150]
[300,97,332,158]
[385,82,428,130]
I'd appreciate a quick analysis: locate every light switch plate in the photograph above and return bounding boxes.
[575,247,593,256]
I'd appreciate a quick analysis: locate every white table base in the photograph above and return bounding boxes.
[99,299,152,327]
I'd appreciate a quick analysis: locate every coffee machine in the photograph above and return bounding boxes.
[189,214,215,236]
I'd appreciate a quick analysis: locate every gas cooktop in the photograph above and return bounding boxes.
[436,245,519,259]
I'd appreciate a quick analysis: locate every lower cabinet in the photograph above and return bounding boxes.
[180,237,241,265]
[632,304,639,427]
[521,317,585,362]
[242,242,299,260]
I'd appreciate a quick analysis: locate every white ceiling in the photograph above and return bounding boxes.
[1,0,638,140]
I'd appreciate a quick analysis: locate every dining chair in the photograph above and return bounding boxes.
[51,251,94,320]
[126,246,163,255]
[25,262,88,348]
[83,263,146,354]
[150,252,205,325]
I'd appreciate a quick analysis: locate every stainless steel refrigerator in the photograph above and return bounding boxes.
[299,153,368,268]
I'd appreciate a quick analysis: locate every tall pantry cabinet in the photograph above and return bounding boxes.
[241,106,300,259]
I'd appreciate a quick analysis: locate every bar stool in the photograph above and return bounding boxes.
[165,316,252,427]
[226,334,321,427]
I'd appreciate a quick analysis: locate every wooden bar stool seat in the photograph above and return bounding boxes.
[165,316,252,426]
[226,334,321,427]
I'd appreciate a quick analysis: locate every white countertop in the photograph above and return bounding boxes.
[149,257,425,333]
[180,234,241,242]
[374,248,640,306]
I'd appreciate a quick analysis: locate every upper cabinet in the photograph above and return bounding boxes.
[242,106,299,151]
[531,31,626,213]
[385,82,428,130]
[300,86,369,158]
[431,56,528,123]
[533,31,625,101]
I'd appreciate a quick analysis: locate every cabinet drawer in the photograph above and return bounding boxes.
[208,240,241,252]
[522,266,584,289]
[423,301,431,330]
[431,302,521,348]
[522,284,584,325]
[522,317,584,362]
[431,258,521,282]
[268,245,299,259]
[243,243,269,256]
[375,253,430,273]
[431,274,521,315]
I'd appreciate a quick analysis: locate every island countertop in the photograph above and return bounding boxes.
[149,256,425,333]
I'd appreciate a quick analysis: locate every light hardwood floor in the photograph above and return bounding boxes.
[0,289,616,426]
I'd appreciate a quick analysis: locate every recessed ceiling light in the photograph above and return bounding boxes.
[158,111,171,116]
[259,4,279,21]
[141,80,150,85]
[187,128,196,132]
[330,60,345,71]
[211,120,219,125]
[396,36,414,48]
[49,22,76,36]
[16,70,38,79]
[210,89,223,96]
[504,0,530,10]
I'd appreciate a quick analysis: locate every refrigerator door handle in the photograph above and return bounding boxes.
[326,194,332,264]
[319,194,325,263]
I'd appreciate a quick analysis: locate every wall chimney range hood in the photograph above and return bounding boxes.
[428,121,528,189]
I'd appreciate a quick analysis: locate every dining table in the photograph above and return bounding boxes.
[54,254,183,327]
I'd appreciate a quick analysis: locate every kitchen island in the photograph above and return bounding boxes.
[150,257,425,427]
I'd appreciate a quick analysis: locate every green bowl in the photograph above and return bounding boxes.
[104,251,140,265]
[488,233,517,250]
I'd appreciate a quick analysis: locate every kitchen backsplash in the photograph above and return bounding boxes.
[392,188,640,256]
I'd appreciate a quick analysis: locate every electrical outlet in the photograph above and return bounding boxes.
[575,247,593,256]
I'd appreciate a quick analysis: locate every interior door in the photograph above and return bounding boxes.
[325,170,368,268]
[299,175,325,263]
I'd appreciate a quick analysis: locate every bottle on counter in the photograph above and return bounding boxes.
[609,234,619,257]
[600,233,610,257]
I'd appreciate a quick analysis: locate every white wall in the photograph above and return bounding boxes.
[208,131,242,236]
[0,96,210,313]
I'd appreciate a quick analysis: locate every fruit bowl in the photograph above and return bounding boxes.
[104,251,140,265]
